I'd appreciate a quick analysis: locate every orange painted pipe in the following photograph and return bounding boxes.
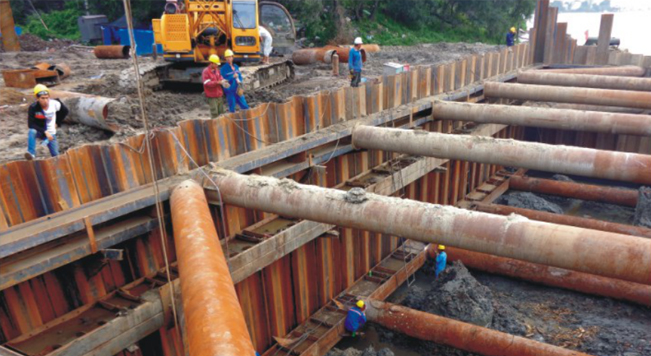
[365,300,591,356]
[438,247,651,307]
[473,202,651,239]
[509,176,638,207]
[93,45,131,59]
[170,180,255,356]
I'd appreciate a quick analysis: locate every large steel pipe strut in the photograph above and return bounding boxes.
[170,180,256,356]
[484,82,651,110]
[519,71,651,91]
[365,300,591,356]
[539,65,646,77]
[510,176,638,207]
[209,169,651,285]
[550,103,645,114]
[473,202,651,239]
[431,101,651,136]
[438,247,651,307]
[351,126,651,185]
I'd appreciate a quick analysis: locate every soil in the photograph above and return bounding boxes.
[634,187,651,228]
[0,42,498,164]
[326,346,395,356]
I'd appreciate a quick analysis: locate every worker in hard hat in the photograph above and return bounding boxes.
[344,300,367,337]
[349,37,364,87]
[220,49,250,113]
[26,84,69,160]
[435,244,447,278]
[259,25,273,64]
[506,27,517,48]
[203,54,228,119]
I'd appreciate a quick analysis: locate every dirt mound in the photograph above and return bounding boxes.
[404,261,494,327]
[13,34,76,52]
[326,346,395,356]
[496,191,564,214]
[634,187,651,228]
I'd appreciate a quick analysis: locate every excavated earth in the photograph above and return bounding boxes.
[0,42,498,163]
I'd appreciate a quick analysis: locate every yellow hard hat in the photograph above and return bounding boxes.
[438,245,445,250]
[224,49,234,58]
[510,27,516,33]
[34,84,50,97]
[209,54,221,64]
[356,300,365,308]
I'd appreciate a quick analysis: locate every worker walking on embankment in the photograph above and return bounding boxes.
[203,54,228,119]
[25,84,69,160]
[349,37,364,87]
[435,244,447,278]
[506,27,516,48]
[259,25,273,64]
[344,300,367,337]
[220,49,250,113]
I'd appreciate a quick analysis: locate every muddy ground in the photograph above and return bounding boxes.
[0,42,498,163]
[335,182,651,356]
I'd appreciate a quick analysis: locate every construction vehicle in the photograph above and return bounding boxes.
[151,0,295,90]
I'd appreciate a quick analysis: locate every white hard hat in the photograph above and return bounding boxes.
[354,37,363,45]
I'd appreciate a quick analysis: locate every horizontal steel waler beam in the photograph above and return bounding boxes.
[0,70,520,263]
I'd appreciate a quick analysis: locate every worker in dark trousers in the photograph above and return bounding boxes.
[506,27,516,48]
[349,37,363,87]
[220,49,250,113]
[344,300,367,337]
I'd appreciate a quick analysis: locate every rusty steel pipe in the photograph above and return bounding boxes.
[291,48,330,65]
[519,71,651,91]
[351,126,651,185]
[473,202,651,239]
[540,65,646,77]
[365,300,591,356]
[93,45,131,59]
[437,247,651,307]
[548,103,645,114]
[50,92,118,132]
[209,169,651,285]
[171,180,255,356]
[0,0,20,51]
[360,44,380,53]
[323,45,367,63]
[432,101,651,136]
[509,176,638,207]
[485,82,651,110]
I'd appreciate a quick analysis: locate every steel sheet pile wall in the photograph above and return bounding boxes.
[0,44,530,355]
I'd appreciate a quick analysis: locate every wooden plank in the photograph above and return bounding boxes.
[596,14,614,65]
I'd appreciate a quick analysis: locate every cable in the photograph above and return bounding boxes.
[122,0,181,342]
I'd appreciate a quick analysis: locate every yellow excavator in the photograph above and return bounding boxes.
[151,0,295,90]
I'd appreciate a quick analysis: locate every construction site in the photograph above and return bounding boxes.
[1,0,651,355]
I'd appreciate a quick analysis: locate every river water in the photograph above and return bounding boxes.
[528,11,651,56]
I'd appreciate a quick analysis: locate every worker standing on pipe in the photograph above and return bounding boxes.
[506,27,516,48]
[259,25,273,64]
[435,245,447,278]
[25,84,69,160]
[344,300,367,337]
[203,54,228,119]
[220,49,250,113]
[349,37,363,87]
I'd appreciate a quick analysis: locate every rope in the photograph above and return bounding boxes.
[122,0,181,341]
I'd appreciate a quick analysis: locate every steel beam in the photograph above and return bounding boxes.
[365,300,591,356]
[518,71,651,91]
[509,176,638,207]
[432,101,651,136]
[473,202,651,239]
[540,65,646,77]
[352,126,651,185]
[208,168,651,284]
[170,180,255,356]
[484,82,651,110]
[442,247,651,307]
